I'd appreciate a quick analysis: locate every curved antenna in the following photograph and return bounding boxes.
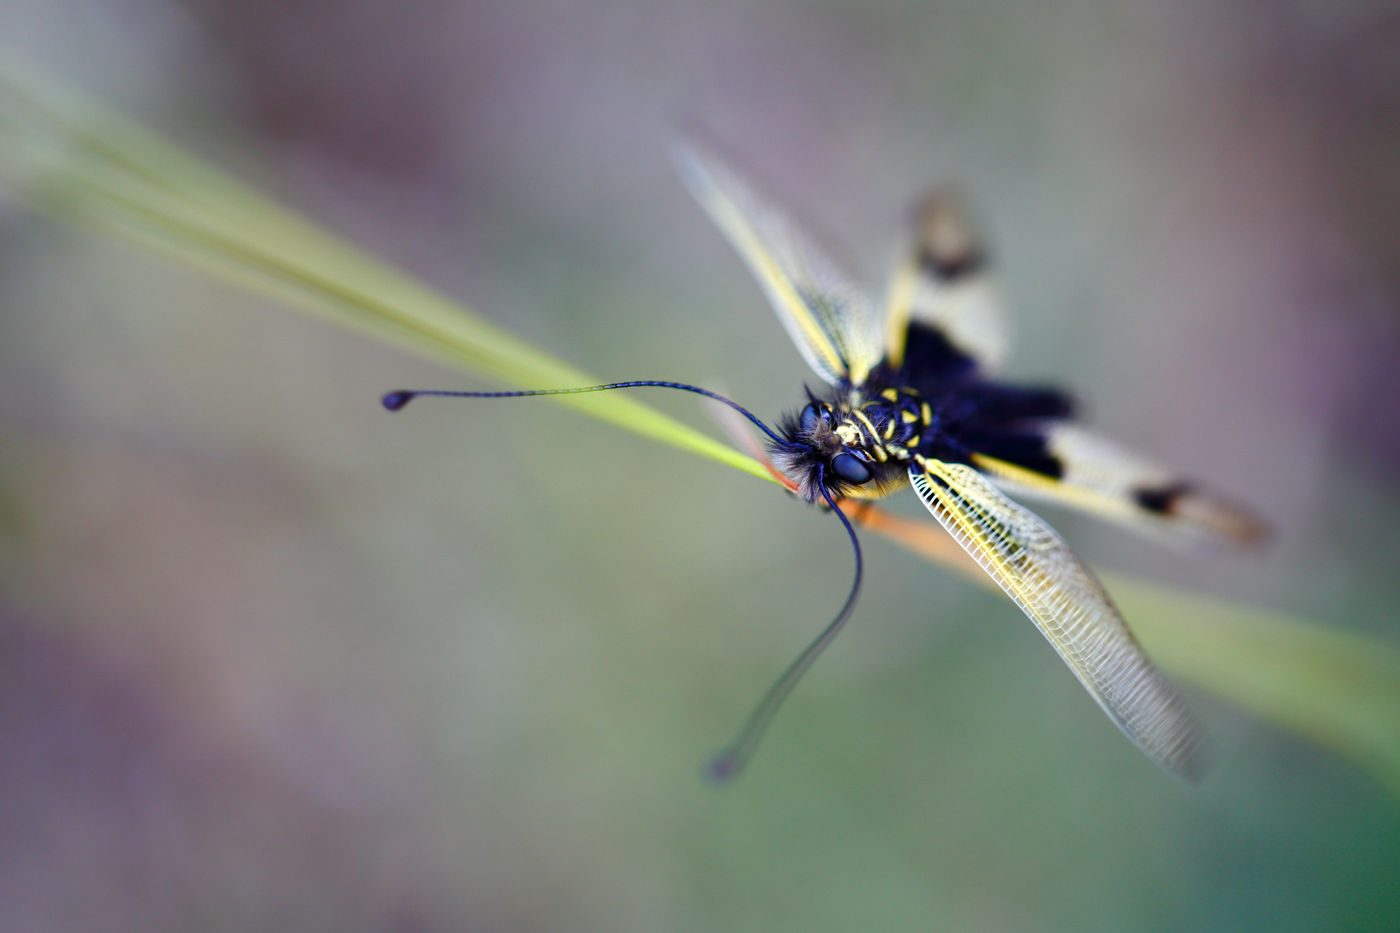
[707,468,864,782]
[383,381,788,446]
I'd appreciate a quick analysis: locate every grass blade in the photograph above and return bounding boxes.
[2,58,1397,794]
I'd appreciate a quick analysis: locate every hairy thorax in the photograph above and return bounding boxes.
[771,386,935,502]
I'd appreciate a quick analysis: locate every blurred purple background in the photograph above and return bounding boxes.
[2,1,1398,930]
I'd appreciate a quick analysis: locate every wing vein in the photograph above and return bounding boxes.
[909,459,1204,778]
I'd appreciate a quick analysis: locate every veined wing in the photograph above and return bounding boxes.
[673,139,883,387]
[883,188,1008,372]
[971,424,1268,546]
[908,457,1204,778]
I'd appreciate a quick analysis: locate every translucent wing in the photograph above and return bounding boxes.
[908,457,1204,777]
[673,139,883,387]
[971,424,1268,546]
[883,188,1008,372]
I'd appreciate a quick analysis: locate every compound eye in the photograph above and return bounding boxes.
[799,403,822,435]
[831,452,872,484]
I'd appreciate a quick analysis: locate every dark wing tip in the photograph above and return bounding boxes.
[1133,482,1271,547]
[911,187,987,283]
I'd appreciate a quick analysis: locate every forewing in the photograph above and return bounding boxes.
[909,458,1204,778]
[883,188,1008,372]
[971,424,1268,546]
[673,139,883,386]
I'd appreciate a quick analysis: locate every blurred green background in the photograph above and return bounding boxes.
[2,1,1398,930]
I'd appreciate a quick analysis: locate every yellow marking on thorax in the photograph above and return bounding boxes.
[850,409,880,443]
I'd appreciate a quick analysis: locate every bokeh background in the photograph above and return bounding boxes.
[3,1,1399,930]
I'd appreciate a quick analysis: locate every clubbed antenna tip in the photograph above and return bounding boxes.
[705,753,740,784]
[382,391,414,411]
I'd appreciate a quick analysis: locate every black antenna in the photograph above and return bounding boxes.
[707,468,864,782]
[383,381,863,782]
[382,381,789,446]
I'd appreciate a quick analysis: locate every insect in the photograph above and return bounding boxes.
[384,139,1264,781]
